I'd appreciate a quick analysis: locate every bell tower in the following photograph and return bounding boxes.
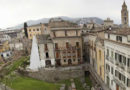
[121,1,129,28]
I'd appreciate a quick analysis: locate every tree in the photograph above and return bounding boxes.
[24,22,28,38]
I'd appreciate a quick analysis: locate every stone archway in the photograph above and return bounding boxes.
[68,59,72,65]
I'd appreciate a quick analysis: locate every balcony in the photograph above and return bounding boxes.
[105,70,109,75]
[119,64,125,70]
[113,76,126,90]
[109,57,114,63]
[115,61,119,66]
[106,55,109,60]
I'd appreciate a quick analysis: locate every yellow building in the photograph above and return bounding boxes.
[95,37,105,81]
[0,41,10,53]
[27,23,50,39]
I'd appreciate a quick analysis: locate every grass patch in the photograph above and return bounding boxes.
[85,76,92,87]
[1,56,60,90]
[74,78,84,90]
[4,75,60,90]
[58,79,71,89]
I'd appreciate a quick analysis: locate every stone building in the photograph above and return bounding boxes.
[104,29,130,90]
[103,18,114,28]
[49,18,83,66]
[29,18,83,70]
[121,1,129,28]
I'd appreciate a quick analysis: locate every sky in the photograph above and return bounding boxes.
[0,0,129,29]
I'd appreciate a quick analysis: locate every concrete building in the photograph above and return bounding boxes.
[49,18,83,66]
[104,29,130,90]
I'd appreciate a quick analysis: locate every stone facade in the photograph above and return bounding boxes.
[49,18,83,66]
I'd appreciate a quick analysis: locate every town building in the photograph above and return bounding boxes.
[29,18,83,70]
[0,41,12,60]
[37,35,55,68]
[103,18,114,28]
[104,29,130,90]
[27,23,50,39]
[49,18,83,66]
[95,37,105,81]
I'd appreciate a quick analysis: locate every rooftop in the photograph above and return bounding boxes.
[36,34,52,44]
[105,28,130,36]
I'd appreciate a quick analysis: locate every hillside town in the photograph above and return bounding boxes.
[0,1,130,90]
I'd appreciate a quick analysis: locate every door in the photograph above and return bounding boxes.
[116,84,119,90]
[68,59,72,65]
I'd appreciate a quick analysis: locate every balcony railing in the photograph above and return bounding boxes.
[106,55,109,60]
[109,57,114,63]
[119,64,125,70]
[113,76,126,90]
[115,61,119,66]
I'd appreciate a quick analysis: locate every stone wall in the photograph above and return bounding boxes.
[19,67,84,82]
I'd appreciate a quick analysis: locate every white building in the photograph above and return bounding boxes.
[37,35,55,68]
[104,28,130,90]
[0,51,12,59]
[29,35,55,71]
[0,34,11,42]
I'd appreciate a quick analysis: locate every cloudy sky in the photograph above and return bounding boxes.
[0,0,129,28]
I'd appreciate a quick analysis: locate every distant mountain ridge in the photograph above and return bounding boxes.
[10,16,104,29]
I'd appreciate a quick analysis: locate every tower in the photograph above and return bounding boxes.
[121,1,129,28]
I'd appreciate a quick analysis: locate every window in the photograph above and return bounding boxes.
[127,78,130,87]
[56,52,60,58]
[29,29,31,32]
[73,59,75,62]
[55,43,58,49]
[122,75,126,84]
[123,56,126,65]
[111,51,113,58]
[99,50,101,60]
[1,54,3,58]
[64,59,66,62]
[119,54,122,63]
[66,42,69,49]
[100,67,102,76]
[128,58,130,67]
[108,34,110,39]
[46,52,49,58]
[7,54,9,57]
[115,53,118,60]
[44,44,48,51]
[115,70,117,77]
[111,80,113,85]
[119,73,121,80]
[107,49,109,56]
[76,42,79,47]
[53,32,56,37]
[33,29,35,31]
[124,17,127,24]
[111,67,113,74]
[116,36,122,42]
[37,29,39,31]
